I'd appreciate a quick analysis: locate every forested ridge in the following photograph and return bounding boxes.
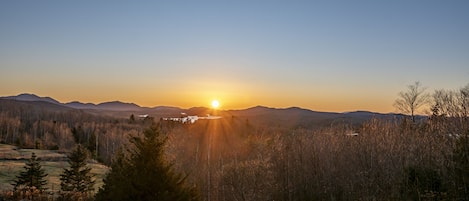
[0,82,468,200]
[0,99,148,164]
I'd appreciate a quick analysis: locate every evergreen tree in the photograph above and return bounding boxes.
[60,144,95,198]
[129,114,136,123]
[96,123,199,201]
[12,152,48,197]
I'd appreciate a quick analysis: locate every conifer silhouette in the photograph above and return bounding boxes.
[60,144,95,199]
[12,152,48,198]
[96,123,199,201]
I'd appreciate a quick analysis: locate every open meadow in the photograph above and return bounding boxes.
[0,144,108,193]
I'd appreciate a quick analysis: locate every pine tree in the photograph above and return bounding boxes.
[60,144,95,199]
[12,152,48,198]
[96,123,199,201]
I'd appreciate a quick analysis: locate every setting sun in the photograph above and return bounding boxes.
[211,100,220,109]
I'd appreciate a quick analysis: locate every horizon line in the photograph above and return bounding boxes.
[0,92,411,115]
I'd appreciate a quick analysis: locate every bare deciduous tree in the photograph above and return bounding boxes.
[432,89,459,117]
[460,84,469,119]
[394,81,430,122]
[430,83,469,133]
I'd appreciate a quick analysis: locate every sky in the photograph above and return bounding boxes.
[1,1,468,112]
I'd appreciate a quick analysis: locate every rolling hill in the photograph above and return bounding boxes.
[1,93,407,128]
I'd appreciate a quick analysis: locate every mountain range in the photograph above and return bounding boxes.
[2,93,143,111]
[0,93,406,128]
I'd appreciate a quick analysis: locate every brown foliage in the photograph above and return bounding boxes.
[165,116,461,200]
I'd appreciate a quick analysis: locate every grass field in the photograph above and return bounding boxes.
[0,144,109,193]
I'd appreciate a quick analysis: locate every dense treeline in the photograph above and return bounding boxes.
[0,100,149,164]
[1,83,468,200]
[164,114,468,200]
[162,83,469,200]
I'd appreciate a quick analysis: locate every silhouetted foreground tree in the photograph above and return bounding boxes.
[95,123,199,201]
[60,144,95,200]
[12,152,48,200]
[394,81,429,122]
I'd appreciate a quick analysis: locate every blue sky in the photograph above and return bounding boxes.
[1,1,468,112]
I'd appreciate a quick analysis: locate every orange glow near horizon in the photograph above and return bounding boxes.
[1,1,467,115]
[0,76,397,113]
[0,87,397,113]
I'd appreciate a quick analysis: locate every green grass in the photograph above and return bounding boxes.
[0,144,109,193]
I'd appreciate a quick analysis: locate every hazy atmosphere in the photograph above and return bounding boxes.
[1,1,468,112]
[1,2,469,201]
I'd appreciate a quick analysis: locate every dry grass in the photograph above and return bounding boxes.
[0,144,109,193]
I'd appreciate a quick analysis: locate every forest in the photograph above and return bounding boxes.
[0,82,468,200]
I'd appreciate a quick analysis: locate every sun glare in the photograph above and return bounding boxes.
[211,100,220,109]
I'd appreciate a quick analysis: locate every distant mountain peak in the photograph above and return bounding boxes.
[14,93,43,100]
[98,101,139,106]
[247,105,273,110]
[96,101,142,111]
[64,101,97,109]
[3,93,61,105]
[17,93,39,98]
[1,93,147,111]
